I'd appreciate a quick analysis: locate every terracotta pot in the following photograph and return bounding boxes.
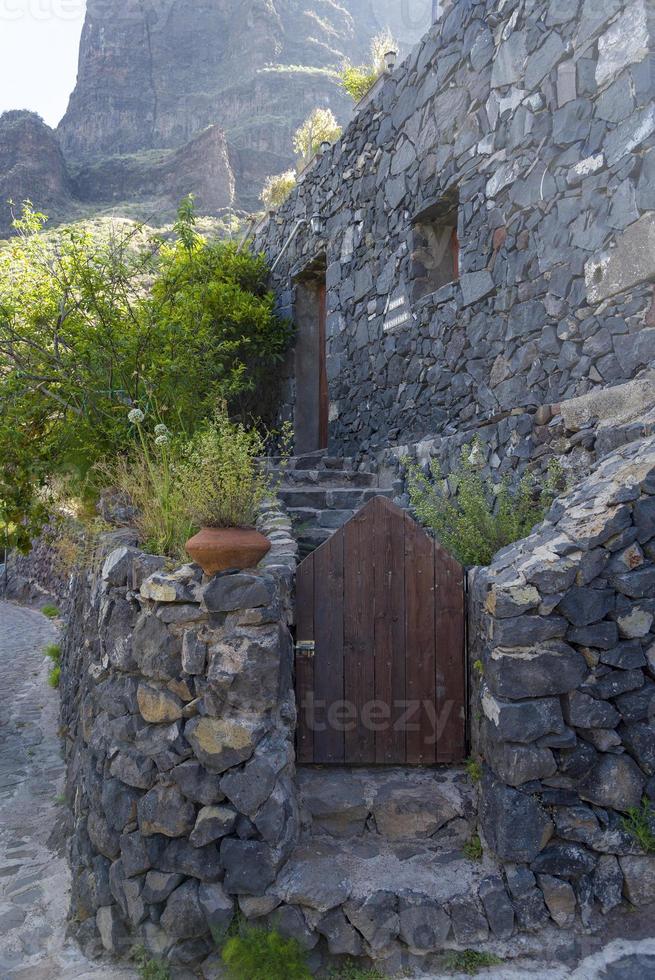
[185,527,271,576]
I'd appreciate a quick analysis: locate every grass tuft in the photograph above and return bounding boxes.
[133,946,171,980]
[465,757,483,783]
[41,604,60,619]
[48,665,61,689]
[622,798,655,854]
[463,834,483,861]
[445,950,503,975]
[44,643,61,663]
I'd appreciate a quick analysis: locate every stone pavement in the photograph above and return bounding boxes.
[0,600,134,980]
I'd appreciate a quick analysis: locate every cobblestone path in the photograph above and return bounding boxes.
[0,600,134,980]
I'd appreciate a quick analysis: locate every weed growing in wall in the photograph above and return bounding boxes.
[622,798,655,854]
[404,443,563,566]
[221,923,311,980]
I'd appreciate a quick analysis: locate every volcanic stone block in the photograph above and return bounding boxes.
[143,871,184,904]
[190,805,238,846]
[482,691,565,743]
[485,642,588,700]
[448,897,489,944]
[202,574,273,613]
[221,839,277,896]
[557,588,615,627]
[132,612,181,680]
[317,907,364,956]
[161,880,207,939]
[138,785,196,838]
[480,774,554,862]
[530,842,598,879]
[492,615,568,646]
[169,761,223,807]
[620,722,655,776]
[137,684,184,724]
[579,754,645,811]
[593,855,624,914]
[345,892,399,951]
[96,905,129,954]
[198,882,234,934]
[486,739,557,787]
[619,855,655,906]
[185,716,260,774]
[478,875,515,939]
[563,691,620,729]
[537,874,576,928]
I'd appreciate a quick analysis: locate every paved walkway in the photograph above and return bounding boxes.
[0,600,133,980]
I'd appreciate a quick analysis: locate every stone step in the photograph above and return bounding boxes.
[287,508,357,530]
[297,767,475,844]
[272,469,379,489]
[264,453,354,472]
[279,487,394,511]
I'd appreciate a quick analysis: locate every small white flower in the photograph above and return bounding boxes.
[154,434,170,446]
[154,423,169,437]
[128,408,145,424]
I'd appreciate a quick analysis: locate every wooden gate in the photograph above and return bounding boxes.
[295,496,466,766]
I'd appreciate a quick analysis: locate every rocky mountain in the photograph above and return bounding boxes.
[0,112,74,238]
[1,0,432,231]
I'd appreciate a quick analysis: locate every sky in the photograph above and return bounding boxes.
[0,0,86,128]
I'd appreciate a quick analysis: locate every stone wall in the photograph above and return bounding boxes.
[470,436,655,926]
[60,502,300,969]
[254,0,655,474]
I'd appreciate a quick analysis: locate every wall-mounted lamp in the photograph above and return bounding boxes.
[319,140,332,155]
[385,49,398,72]
[309,213,324,235]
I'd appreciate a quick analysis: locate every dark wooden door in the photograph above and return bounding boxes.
[295,496,466,766]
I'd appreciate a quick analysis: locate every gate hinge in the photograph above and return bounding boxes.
[295,640,315,657]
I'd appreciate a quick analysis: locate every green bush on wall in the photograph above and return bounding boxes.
[404,442,563,567]
[222,924,311,980]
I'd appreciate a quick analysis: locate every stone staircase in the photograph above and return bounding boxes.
[266,451,394,558]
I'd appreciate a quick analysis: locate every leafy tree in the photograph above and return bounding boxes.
[293,108,342,164]
[340,30,397,102]
[0,199,292,542]
[260,170,297,210]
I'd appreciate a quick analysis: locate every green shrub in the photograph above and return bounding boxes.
[133,946,171,980]
[261,170,297,210]
[48,665,61,689]
[622,798,655,854]
[466,757,483,783]
[41,605,60,619]
[330,963,387,979]
[445,950,503,975]
[0,199,291,541]
[102,408,272,559]
[404,443,563,567]
[340,30,397,102]
[222,924,311,980]
[293,108,342,164]
[44,643,62,663]
[463,834,483,861]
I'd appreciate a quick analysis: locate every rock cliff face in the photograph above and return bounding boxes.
[71,124,236,215]
[57,0,431,206]
[0,1,431,230]
[0,111,74,237]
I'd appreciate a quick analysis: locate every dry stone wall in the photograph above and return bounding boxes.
[59,503,300,969]
[254,0,655,480]
[469,437,655,926]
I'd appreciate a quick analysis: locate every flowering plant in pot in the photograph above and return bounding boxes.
[183,409,272,575]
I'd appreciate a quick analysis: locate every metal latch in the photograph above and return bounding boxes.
[295,641,315,657]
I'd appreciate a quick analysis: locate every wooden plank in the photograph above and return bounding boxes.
[313,531,345,763]
[295,552,315,764]
[435,544,466,763]
[373,498,406,764]
[343,507,376,764]
[404,514,437,765]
